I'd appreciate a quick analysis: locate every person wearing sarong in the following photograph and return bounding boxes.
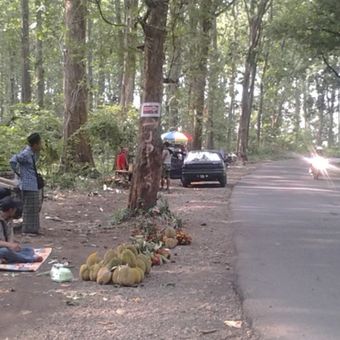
[0,197,42,263]
[10,133,43,235]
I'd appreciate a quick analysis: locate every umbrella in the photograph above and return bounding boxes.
[161,131,188,144]
[183,132,193,142]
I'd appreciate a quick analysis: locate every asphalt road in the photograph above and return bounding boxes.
[232,159,340,340]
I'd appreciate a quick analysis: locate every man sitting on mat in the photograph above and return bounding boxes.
[0,197,42,264]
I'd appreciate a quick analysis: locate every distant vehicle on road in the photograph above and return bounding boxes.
[181,150,227,187]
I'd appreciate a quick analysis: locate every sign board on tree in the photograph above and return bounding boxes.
[141,102,161,118]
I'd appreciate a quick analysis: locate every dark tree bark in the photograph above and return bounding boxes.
[21,0,32,103]
[237,0,270,161]
[192,0,214,150]
[61,0,94,171]
[128,0,169,211]
[35,0,45,108]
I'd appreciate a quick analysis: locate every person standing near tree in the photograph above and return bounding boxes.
[10,133,43,235]
[161,142,172,192]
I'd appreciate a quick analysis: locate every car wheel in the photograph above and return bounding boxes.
[181,177,191,188]
[219,175,227,187]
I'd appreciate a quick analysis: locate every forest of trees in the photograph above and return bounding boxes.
[0,0,339,203]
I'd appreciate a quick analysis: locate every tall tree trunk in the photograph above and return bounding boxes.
[97,57,106,106]
[185,2,198,134]
[128,0,169,211]
[227,62,236,151]
[257,50,269,147]
[35,0,44,108]
[165,48,181,129]
[114,0,125,103]
[192,0,213,150]
[226,4,239,151]
[327,86,335,147]
[238,52,257,159]
[165,0,184,129]
[62,0,94,170]
[294,80,301,143]
[302,78,310,131]
[120,0,138,109]
[87,15,94,111]
[316,76,325,146]
[21,0,32,103]
[9,51,18,106]
[207,15,218,149]
[237,0,270,160]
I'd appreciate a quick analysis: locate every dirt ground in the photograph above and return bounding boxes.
[0,165,258,340]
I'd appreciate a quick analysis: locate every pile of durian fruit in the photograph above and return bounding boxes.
[162,226,179,249]
[79,244,152,287]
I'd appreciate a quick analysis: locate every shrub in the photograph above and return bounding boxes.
[0,104,62,172]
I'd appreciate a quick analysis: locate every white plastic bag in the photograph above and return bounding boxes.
[50,264,74,283]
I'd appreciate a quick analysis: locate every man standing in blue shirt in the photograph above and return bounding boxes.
[10,133,43,235]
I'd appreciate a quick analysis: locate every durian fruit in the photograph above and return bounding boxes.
[164,237,178,249]
[112,267,120,284]
[112,266,142,286]
[79,264,90,281]
[136,258,146,274]
[120,249,137,268]
[106,257,122,270]
[89,263,101,281]
[86,252,100,267]
[131,268,143,284]
[115,244,127,255]
[96,267,112,285]
[137,254,152,274]
[125,244,138,256]
[135,267,145,283]
[164,227,177,239]
[116,266,135,286]
[103,249,118,265]
[115,266,130,286]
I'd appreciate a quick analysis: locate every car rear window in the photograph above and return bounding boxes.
[185,152,221,162]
